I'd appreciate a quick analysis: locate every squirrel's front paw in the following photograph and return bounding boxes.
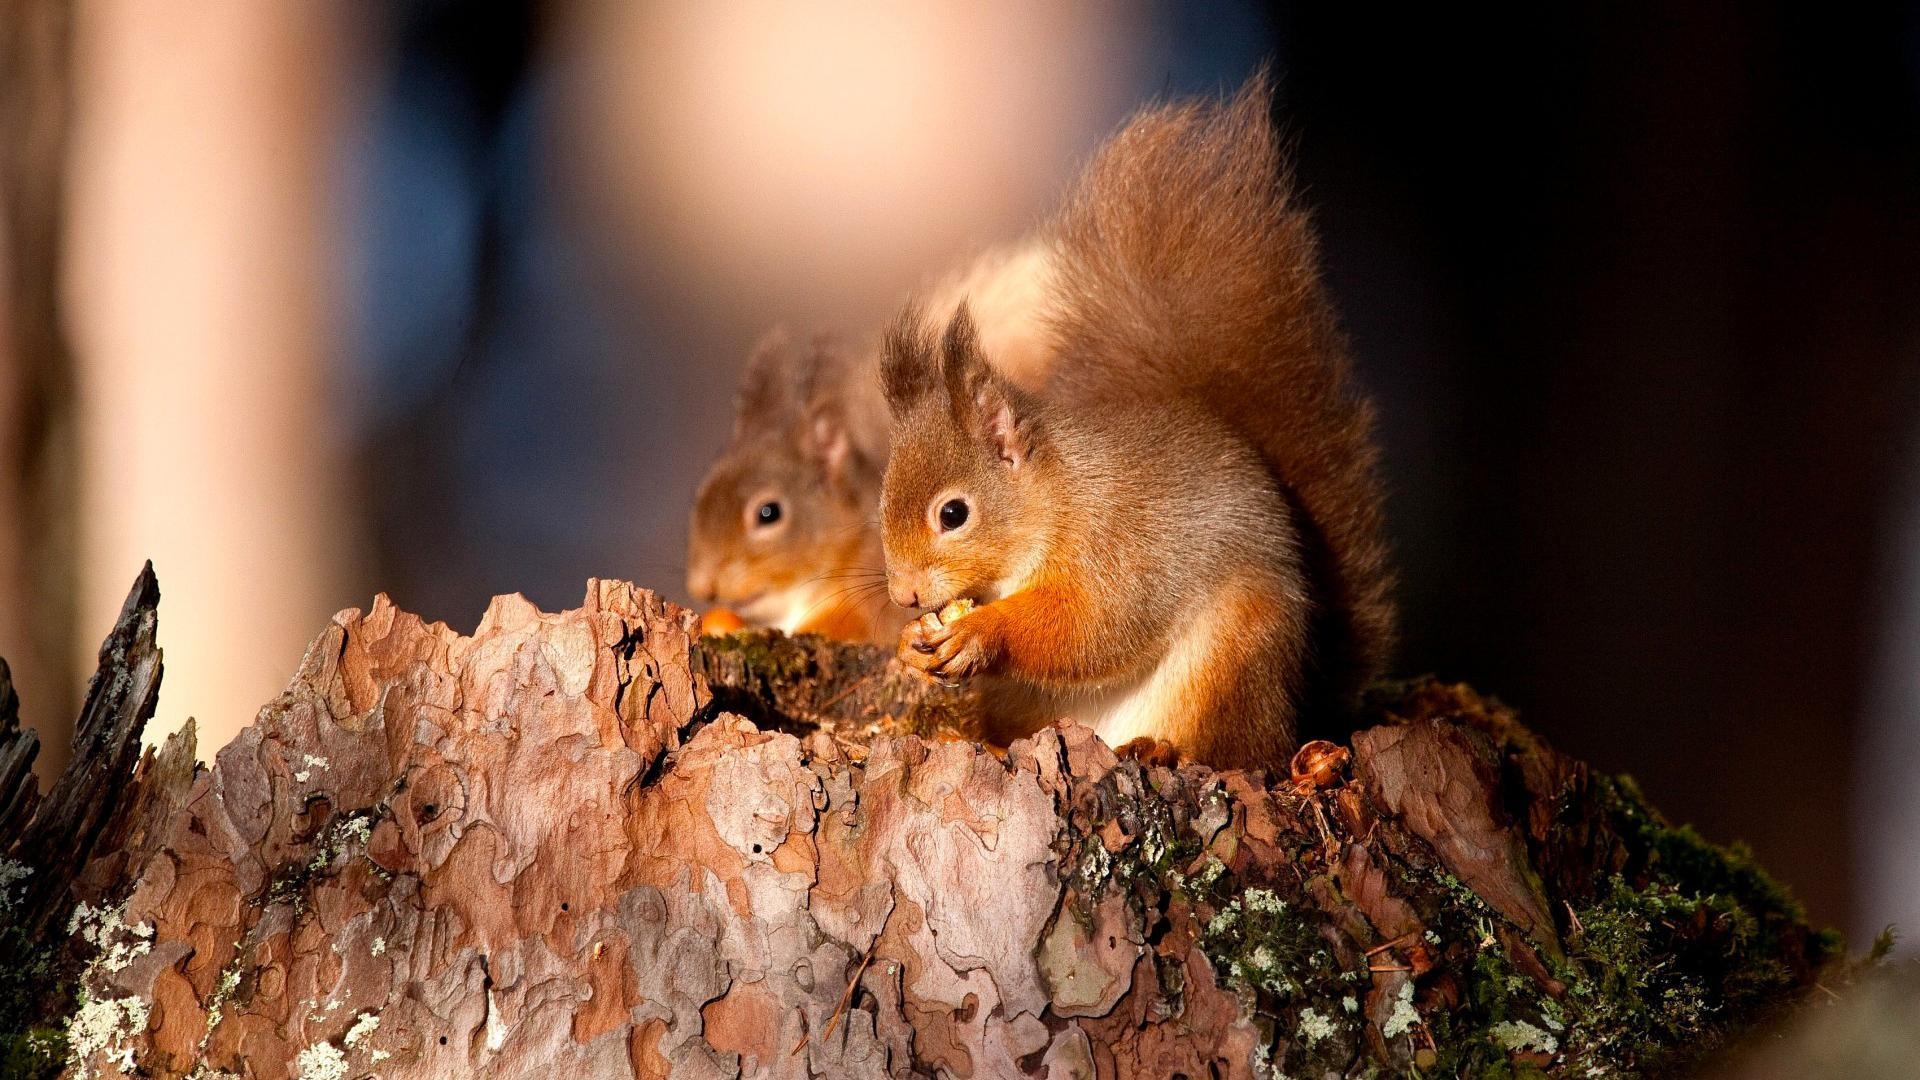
[898,604,999,684]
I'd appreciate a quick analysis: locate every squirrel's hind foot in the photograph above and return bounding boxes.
[1115,736,1183,769]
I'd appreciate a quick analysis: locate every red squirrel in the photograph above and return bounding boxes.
[687,328,895,641]
[879,76,1394,769]
[687,242,1056,644]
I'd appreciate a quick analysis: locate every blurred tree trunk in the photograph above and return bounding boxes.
[0,0,80,780]
[63,0,361,760]
[0,576,1832,1078]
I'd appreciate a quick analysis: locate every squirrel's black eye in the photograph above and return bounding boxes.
[938,498,970,532]
[755,501,783,527]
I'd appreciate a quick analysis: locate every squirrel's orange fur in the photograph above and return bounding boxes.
[879,75,1394,768]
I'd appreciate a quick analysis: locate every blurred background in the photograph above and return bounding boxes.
[1,1,1915,947]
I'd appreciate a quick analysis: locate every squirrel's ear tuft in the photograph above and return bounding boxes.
[736,327,799,435]
[881,304,940,415]
[941,304,1034,469]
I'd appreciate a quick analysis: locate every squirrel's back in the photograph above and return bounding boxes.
[1043,73,1395,714]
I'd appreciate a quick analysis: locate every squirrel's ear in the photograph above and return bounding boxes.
[736,327,798,435]
[802,402,854,483]
[795,337,856,482]
[941,305,1034,470]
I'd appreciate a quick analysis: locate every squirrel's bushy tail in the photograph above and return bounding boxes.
[1044,71,1395,711]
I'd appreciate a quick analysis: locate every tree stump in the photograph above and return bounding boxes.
[0,572,1835,1079]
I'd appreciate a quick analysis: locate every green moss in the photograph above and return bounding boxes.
[0,923,70,1080]
[1200,887,1345,1000]
[1061,767,1372,1073]
[0,1025,65,1080]
[1522,775,1836,1076]
[697,630,816,686]
[1412,903,1566,1078]
[264,808,381,919]
[1552,875,1715,1072]
[1866,926,1897,964]
[1600,776,1839,992]
[1608,777,1803,920]
[1330,755,1837,1079]
[1061,741,1840,1077]
[1199,884,1364,1075]
[1062,766,1201,906]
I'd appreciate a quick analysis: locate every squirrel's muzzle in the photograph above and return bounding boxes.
[888,573,927,610]
[686,566,718,605]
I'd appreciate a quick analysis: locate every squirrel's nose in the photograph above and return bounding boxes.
[687,568,717,604]
[888,577,923,609]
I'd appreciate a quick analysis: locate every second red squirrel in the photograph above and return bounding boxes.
[687,328,893,641]
[686,242,1056,644]
[879,75,1394,769]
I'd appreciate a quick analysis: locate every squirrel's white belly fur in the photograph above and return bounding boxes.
[1072,599,1231,748]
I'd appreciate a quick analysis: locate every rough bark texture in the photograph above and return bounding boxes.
[1,575,1836,1079]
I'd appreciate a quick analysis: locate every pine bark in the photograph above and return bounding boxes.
[1,572,1832,1079]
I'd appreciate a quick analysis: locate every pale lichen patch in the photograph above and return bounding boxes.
[294,1041,349,1080]
[1296,1006,1336,1045]
[0,857,32,911]
[1206,904,1239,937]
[1381,980,1419,1040]
[65,994,150,1078]
[1244,887,1286,915]
[61,900,157,1073]
[203,963,242,1038]
[1490,1018,1559,1055]
[344,1010,380,1048]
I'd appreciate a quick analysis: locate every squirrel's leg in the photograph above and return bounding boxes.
[1096,573,1312,773]
[972,678,1066,747]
